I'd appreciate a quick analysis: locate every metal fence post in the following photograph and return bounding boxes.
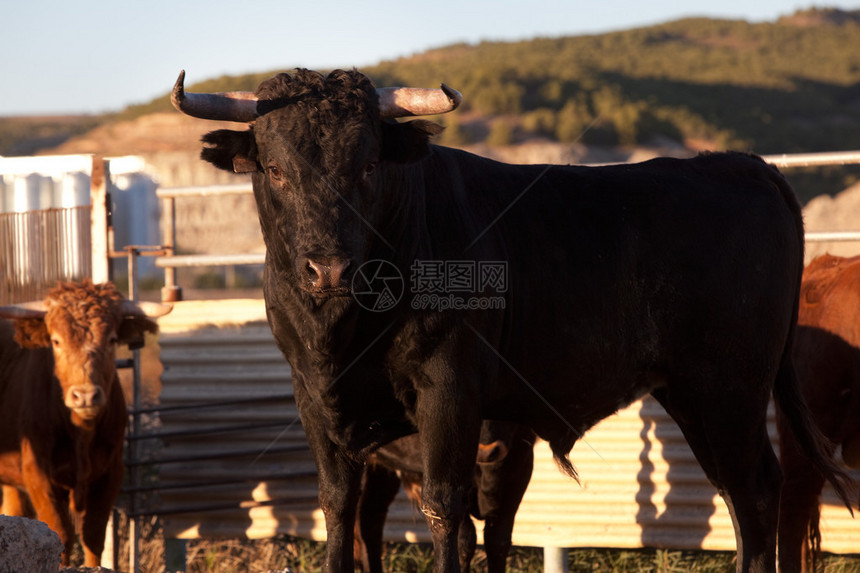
[160,194,182,302]
[165,538,187,573]
[128,247,142,573]
[543,546,569,573]
[90,156,112,284]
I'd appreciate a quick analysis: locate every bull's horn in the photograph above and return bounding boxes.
[377,84,463,118]
[121,301,174,318]
[171,70,259,123]
[0,302,48,319]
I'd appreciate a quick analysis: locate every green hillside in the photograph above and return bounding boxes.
[122,8,860,156]
[367,12,860,153]
[5,8,860,161]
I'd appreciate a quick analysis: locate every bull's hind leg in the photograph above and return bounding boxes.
[652,387,781,573]
[355,463,402,573]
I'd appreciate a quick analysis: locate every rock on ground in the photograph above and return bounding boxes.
[0,516,63,573]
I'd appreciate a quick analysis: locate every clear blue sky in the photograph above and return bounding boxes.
[1,0,856,116]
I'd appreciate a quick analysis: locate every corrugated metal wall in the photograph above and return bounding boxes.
[156,299,859,553]
[156,302,318,540]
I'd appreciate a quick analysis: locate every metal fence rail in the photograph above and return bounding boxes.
[760,150,860,168]
[806,231,860,242]
[153,150,860,290]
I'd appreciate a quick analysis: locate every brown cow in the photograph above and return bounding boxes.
[0,280,171,566]
[778,254,860,572]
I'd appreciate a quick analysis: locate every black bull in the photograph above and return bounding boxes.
[173,68,852,572]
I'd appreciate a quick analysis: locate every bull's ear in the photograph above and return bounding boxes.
[13,319,50,349]
[118,316,159,351]
[381,119,444,163]
[201,129,259,173]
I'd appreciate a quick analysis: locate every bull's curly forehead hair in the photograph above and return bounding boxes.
[45,280,125,339]
[254,69,379,119]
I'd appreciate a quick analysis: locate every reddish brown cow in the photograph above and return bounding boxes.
[0,281,171,566]
[778,254,860,572]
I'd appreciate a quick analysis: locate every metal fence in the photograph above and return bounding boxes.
[0,206,92,304]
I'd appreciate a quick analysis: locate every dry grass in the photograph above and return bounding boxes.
[107,527,860,573]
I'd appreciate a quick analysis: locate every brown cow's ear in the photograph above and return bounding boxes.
[381,119,444,163]
[14,318,50,349]
[118,316,159,350]
[201,129,259,173]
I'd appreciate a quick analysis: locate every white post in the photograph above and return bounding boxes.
[544,546,569,573]
[90,157,112,283]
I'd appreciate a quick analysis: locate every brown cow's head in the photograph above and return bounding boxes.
[0,281,172,428]
[171,69,459,303]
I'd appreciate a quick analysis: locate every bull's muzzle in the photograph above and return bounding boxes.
[302,256,352,295]
[65,385,105,419]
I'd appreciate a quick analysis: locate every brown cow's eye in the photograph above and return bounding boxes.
[51,338,61,347]
[268,165,283,181]
[363,162,377,178]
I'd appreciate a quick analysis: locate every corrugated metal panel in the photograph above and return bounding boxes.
[155,299,859,554]
[156,301,318,540]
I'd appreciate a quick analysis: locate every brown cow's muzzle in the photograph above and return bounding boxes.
[65,384,106,420]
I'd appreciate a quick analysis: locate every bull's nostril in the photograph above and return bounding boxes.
[306,260,322,279]
[68,386,104,408]
[305,257,351,290]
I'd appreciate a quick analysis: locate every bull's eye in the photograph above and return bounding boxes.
[363,162,377,178]
[268,165,283,182]
[51,338,61,348]
[109,335,119,345]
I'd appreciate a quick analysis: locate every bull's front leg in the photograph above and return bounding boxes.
[80,463,124,567]
[318,444,363,572]
[297,390,363,572]
[20,438,75,563]
[416,374,481,573]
